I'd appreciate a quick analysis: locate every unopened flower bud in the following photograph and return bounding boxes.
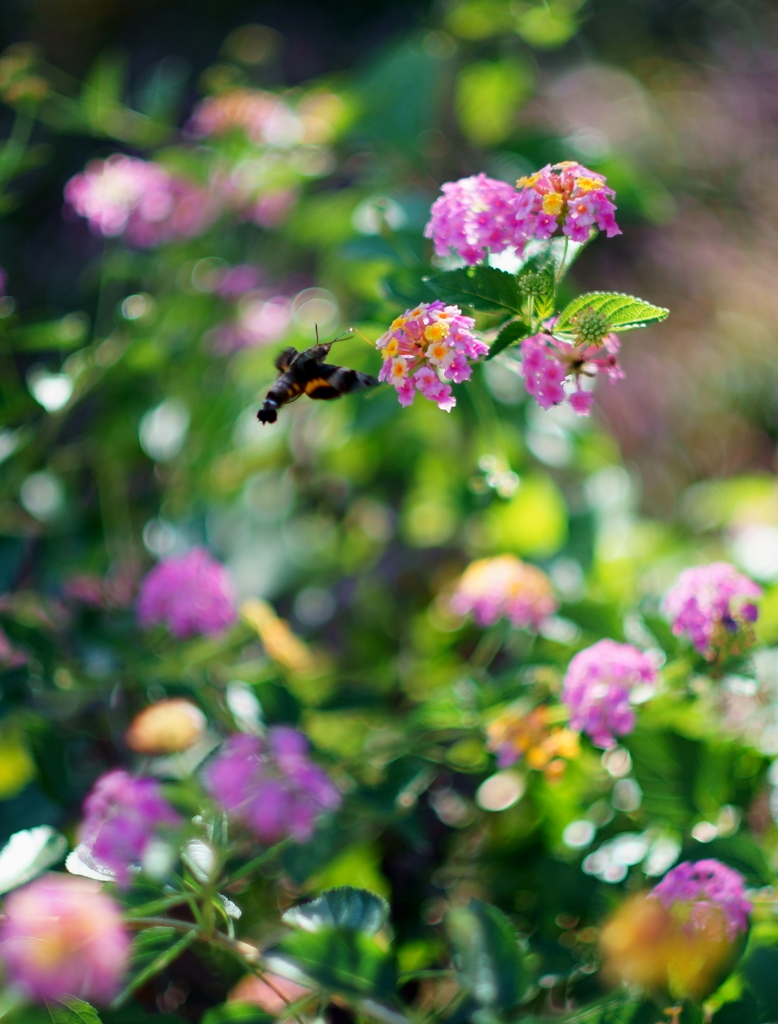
[125,698,206,754]
[572,306,611,347]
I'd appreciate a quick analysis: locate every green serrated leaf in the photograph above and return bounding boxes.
[55,1000,103,1024]
[424,266,523,315]
[485,321,528,360]
[554,291,669,336]
[446,899,525,1011]
[283,886,389,935]
[268,927,397,1002]
[17,999,104,1024]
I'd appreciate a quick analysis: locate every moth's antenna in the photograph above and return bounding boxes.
[315,323,320,344]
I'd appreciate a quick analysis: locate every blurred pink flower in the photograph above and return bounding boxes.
[78,770,180,885]
[376,301,487,411]
[450,555,558,630]
[651,859,751,940]
[0,875,129,1004]
[562,639,657,749]
[424,173,522,265]
[664,561,761,659]
[206,729,341,844]
[65,154,218,247]
[189,89,302,147]
[215,264,265,299]
[137,547,237,638]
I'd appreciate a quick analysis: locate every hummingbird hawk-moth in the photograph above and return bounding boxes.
[257,336,379,424]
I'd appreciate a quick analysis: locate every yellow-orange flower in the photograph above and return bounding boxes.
[486,705,579,775]
[599,893,740,1001]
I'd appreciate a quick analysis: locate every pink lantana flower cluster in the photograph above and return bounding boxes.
[137,547,237,639]
[424,163,620,264]
[65,154,216,247]
[651,859,751,940]
[376,301,487,411]
[450,554,558,630]
[76,770,181,885]
[663,561,761,660]
[562,639,658,749]
[206,728,342,844]
[0,875,129,1004]
[424,173,521,266]
[514,161,621,244]
[520,329,624,416]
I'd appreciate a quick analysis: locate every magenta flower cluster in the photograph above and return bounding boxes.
[65,154,216,248]
[424,163,620,265]
[206,728,342,844]
[520,330,624,416]
[137,547,237,639]
[663,561,761,659]
[0,875,129,1004]
[424,173,522,266]
[651,859,751,940]
[514,162,620,244]
[562,639,658,749]
[78,770,180,885]
[376,301,488,411]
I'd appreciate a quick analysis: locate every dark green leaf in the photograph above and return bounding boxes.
[383,268,438,308]
[485,320,528,360]
[554,291,669,337]
[283,886,389,935]
[111,927,196,1008]
[563,999,655,1024]
[202,1003,275,1024]
[744,946,778,1019]
[424,267,523,315]
[710,992,760,1024]
[446,899,525,1011]
[268,927,397,1002]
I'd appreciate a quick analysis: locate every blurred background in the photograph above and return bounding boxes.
[2,0,778,1015]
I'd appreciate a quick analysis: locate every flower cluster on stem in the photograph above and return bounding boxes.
[376,301,487,411]
[206,728,342,844]
[450,554,558,629]
[77,770,181,885]
[520,328,623,416]
[664,561,761,660]
[562,639,658,749]
[137,547,237,639]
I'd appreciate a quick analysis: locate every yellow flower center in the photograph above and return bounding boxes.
[384,339,399,357]
[541,193,564,216]
[574,176,603,193]
[424,322,449,343]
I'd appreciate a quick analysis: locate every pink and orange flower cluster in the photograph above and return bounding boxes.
[376,300,487,411]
